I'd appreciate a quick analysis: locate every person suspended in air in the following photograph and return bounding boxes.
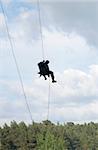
[38,60,57,83]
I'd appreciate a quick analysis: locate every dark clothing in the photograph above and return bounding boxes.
[38,60,56,82]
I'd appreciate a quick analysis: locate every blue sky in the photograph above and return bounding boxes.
[0,0,98,125]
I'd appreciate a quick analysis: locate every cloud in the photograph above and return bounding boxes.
[0,13,7,37]
[0,13,5,29]
[8,8,40,41]
[1,27,98,80]
[40,1,98,47]
[0,1,98,125]
[1,0,98,47]
[23,0,98,2]
[1,0,11,4]
[0,64,98,124]
[53,66,98,106]
[50,100,98,123]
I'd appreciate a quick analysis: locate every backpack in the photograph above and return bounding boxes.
[38,61,47,75]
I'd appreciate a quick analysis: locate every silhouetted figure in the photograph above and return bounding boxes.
[38,60,57,83]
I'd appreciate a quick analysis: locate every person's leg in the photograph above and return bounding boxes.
[43,75,47,80]
[49,71,56,82]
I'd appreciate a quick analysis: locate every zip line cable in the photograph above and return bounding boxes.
[47,78,51,120]
[37,0,45,60]
[36,3,54,149]
[37,0,51,121]
[0,0,33,123]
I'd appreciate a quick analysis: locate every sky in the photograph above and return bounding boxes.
[0,0,98,125]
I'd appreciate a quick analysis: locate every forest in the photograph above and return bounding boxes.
[0,120,98,150]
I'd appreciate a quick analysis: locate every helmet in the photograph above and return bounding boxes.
[46,60,49,64]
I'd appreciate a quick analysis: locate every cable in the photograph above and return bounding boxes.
[37,0,45,60]
[36,0,51,121]
[47,77,51,120]
[0,0,33,123]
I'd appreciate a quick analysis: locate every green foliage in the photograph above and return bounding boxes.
[0,121,98,149]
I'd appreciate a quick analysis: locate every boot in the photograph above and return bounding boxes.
[52,80,57,83]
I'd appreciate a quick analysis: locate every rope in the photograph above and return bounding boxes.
[0,0,33,123]
[47,77,51,120]
[37,0,45,60]
[36,0,50,121]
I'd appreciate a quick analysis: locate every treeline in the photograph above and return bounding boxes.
[0,120,98,150]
